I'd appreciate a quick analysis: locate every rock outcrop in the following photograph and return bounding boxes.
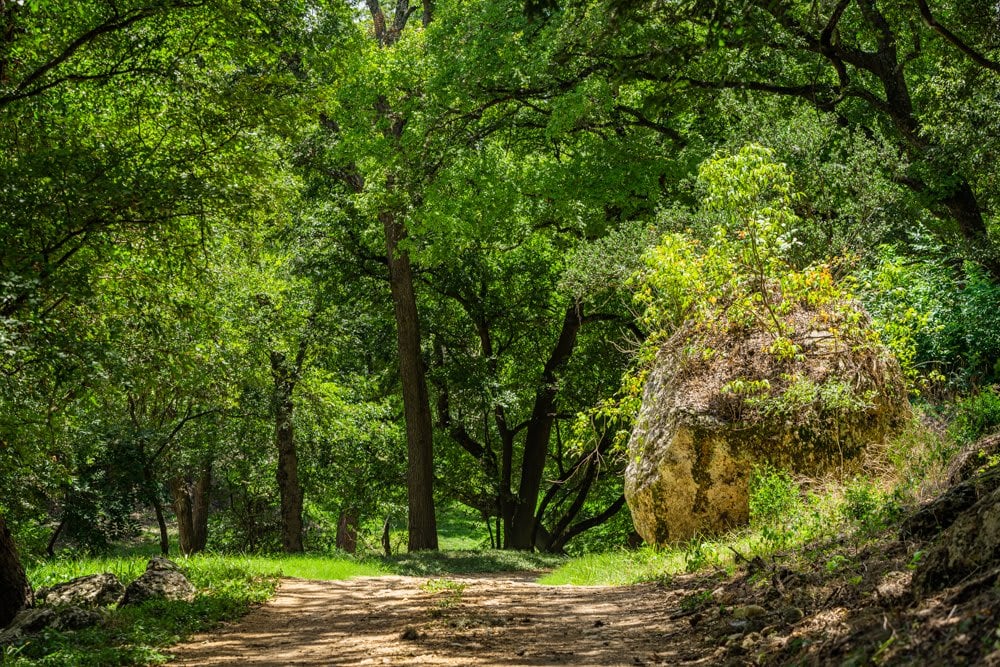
[36,573,124,608]
[0,606,104,645]
[625,306,909,545]
[910,458,1000,595]
[121,557,195,606]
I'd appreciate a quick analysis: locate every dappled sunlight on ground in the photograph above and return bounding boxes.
[168,574,714,666]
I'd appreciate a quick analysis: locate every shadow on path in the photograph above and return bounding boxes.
[168,574,719,666]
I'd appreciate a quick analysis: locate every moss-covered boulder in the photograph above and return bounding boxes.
[625,303,910,546]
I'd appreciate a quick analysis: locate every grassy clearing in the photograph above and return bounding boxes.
[435,502,492,551]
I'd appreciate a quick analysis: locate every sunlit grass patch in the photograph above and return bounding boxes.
[541,467,907,586]
[13,553,280,667]
[385,549,565,576]
[241,553,391,580]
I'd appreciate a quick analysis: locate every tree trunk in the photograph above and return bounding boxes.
[381,515,392,556]
[383,210,439,551]
[0,514,31,628]
[507,307,583,549]
[143,463,170,556]
[169,461,210,556]
[190,461,211,553]
[45,517,65,558]
[169,475,195,555]
[152,493,170,556]
[336,508,359,554]
[272,350,305,553]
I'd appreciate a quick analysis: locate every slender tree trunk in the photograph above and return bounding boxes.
[272,350,304,553]
[142,463,170,556]
[190,461,211,553]
[336,508,359,554]
[507,307,583,549]
[45,517,65,558]
[152,494,169,556]
[169,476,195,555]
[0,514,31,627]
[500,432,514,548]
[381,515,392,556]
[383,210,438,551]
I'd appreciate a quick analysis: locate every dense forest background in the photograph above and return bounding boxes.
[1,0,999,618]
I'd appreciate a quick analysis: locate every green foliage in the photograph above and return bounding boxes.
[634,144,844,342]
[859,245,1000,391]
[748,466,802,529]
[624,145,889,436]
[948,388,1000,445]
[13,555,280,666]
[748,465,816,549]
[840,478,903,534]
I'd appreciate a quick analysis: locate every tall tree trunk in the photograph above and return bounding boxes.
[0,514,31,627]
[152,493,170,556]
[383,210,438,551]
[272,349,304,553]
[363,0,438,552]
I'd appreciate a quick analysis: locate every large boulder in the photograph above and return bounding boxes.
[0,606,104,645]
[121,557,195,606]
[625,306,909,545]
[36,573,124,608]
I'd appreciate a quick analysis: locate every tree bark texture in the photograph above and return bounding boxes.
[272,349,305,553]
[383,211,439,551]
[170,476,195,555]
[336,508,359,554]
[169,461,211,555]
[0,514,31,628]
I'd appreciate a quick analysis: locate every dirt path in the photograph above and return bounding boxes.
[168,574,722,666]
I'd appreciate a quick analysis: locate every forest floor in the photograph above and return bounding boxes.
[167,572,717,666]
[166,533,1000,666]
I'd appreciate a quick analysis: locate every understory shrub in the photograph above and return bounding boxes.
[948,387,1000,445]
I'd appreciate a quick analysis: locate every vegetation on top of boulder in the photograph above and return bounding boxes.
[627,145,908,437]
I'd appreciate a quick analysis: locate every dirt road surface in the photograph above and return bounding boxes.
[168,574,719,666]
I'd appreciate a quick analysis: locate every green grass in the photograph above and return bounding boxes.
[538,543,735,586]
[7,552,387,666]
[435,502,493,551]
[540,472,893,586]
[384,548,565,576]
[239,554,391,579]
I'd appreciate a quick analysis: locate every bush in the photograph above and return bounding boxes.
[749,465,805,548]
[859,246,1000,390]
[749,465,802,528]
[841,477,902,534]
[949,387,1000,445]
